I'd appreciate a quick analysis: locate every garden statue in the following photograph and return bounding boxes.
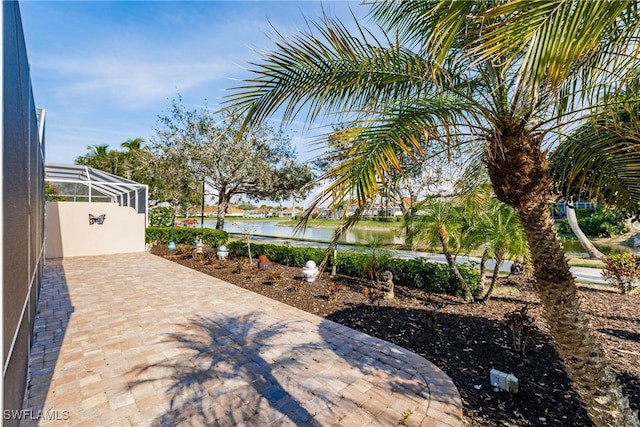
[381,270,394,300]
[302,260,319,283]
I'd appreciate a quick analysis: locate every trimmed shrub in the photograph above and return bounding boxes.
[149,206,174,226]
[146,226,228,247]
[226,241,479,297]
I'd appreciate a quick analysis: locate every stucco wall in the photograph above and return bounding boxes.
[45,202,145,258]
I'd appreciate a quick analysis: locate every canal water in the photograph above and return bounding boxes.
[206,220,405,245]
[205,219,635,255]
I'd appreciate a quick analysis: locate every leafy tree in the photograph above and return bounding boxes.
[155,100,314,229]
[235,201,257,211]
[148,120,204,219]
[223,1,640,423]
[557,206,630,238]
[149,206,174,227]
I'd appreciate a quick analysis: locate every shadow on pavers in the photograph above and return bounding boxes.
[21,260,75,423]
[128,313,322,426]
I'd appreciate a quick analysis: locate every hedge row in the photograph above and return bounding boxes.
[146,226,228,247]
[227,241,479,297]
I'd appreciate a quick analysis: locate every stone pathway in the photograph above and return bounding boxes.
[21,253,462,426]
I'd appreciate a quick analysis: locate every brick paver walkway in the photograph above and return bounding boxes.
[21,253,462,426]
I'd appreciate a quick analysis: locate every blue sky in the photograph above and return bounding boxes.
[20,1,365,164]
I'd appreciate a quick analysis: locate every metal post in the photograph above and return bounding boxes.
[201,177,205,228]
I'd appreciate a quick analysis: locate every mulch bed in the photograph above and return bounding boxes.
[151,245,639,426]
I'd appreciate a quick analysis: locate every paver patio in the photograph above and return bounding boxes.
[20,252,462,426]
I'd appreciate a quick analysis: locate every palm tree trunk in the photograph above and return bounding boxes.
[477,253,502,303]
[487,135,637,426]
[439,225,473,302]
[474,247,490,299]
[566,203,605,260]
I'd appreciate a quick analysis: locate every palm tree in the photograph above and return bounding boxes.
[87,143,109,156]
[77,144,117,174]
[407,199,473,301]
[121,137,144,152]
[472,200,529,303]
[119,138,146,180]
[224,2,640,424]
[565,201,606,260]
[552,101,640,219]
[550,103,640,260]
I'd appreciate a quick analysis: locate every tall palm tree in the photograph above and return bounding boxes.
[565,201,606,260]
[224,1,640,424]
[77,144,118,174]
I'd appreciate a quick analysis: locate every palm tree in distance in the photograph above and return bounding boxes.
[87,143,109,157]
[121,137,144,152]
[223,1,640,424]
[79,144,115,174]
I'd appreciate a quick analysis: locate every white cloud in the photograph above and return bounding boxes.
[33,54,238,109]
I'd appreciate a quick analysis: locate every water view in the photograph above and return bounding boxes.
[205,220,406,245]
[204,219,634,255]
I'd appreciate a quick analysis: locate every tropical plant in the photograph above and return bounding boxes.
[75,139,154,184]
[601,252,640,295]
[407,199,473,301]
[223,1,640,424]
[549,97,640,258]
[75,144,120,174]
[362,237,390,284]
[551,99,640,218]
[472,200,529,302]
[121,137,144,152]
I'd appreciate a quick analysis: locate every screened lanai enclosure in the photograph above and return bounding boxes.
[44,164,148,258]
[45,163,148,215]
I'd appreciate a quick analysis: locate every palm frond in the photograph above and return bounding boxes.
[552,108,640,213]
[475,1,638,97]
[223,13,433,135]
[302,96,475,220]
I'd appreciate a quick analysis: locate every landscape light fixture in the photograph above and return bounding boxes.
[168,220,176,251]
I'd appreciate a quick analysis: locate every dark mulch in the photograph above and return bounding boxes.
[151,245,640,427]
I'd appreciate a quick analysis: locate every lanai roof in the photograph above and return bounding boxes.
[45,163,148,215]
